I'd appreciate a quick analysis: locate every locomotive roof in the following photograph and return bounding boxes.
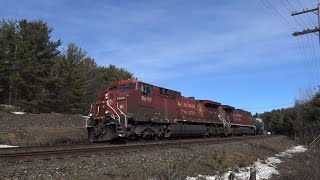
[199,100,221,106]
[236,108,251,114]
[222,105,235,110]
[108,79,137,90]
[108,79,180,94]
[236,108,244,111]
[141,81,182,95]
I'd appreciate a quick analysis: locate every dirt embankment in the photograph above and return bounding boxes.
[0,111,87,146]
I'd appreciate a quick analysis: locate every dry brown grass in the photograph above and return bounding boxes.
[140,149,202,180]
[294,142,320,180]
[278,140,320,180]
[142,149,234,180]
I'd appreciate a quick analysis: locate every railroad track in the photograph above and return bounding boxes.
[0,135,274,161]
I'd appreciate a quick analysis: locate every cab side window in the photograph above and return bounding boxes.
[145,86,152,94]
[159,88,176,99]
[159,88,168,95]
[140,84,152,95]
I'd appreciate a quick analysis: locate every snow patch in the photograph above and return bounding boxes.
[285,145,307,153]
[276,145,307,158]
[0,145,19,148]
[11,111,26,115]
[188,145,308,180]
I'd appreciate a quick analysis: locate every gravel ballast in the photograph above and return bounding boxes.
[0,136,295,179]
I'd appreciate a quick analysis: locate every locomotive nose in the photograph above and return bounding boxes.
[104,92,127,117]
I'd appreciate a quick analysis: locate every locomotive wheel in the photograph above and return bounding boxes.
[142,129,155,140]
[164,129,171,138]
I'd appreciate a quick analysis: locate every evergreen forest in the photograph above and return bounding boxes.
[0,19,134,114]
[258,91,320,144]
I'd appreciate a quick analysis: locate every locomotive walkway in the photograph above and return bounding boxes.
[0,135,274,161]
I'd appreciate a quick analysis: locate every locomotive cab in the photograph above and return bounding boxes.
[87,79,137,142]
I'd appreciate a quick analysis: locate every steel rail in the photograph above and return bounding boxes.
[0,135,275,160]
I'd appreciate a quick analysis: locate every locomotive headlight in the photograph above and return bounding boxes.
[105,93,109,100]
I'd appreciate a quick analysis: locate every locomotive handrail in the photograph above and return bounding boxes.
[218,114,230,128]
[96,106,100,117]
[85,117,91,127]
[106,100,120,123]
[89,104,93,115]
[226,116,231,127]
[117,102,127,128]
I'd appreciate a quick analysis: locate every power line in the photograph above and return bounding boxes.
[306,34,320,86]
[297,36,316,88]
[280,0,292,14]
[295,8,320,87]
[278,0,319,87]
[260,0,297,31]
[291,4,320,37]
[281,0,304,30]
[285,0,296,11]
[296,0,317,27]
[260,0,320,88]
[291,0,320,88]
[246,102,293,111]
[291,15,318,78]
[308,33,320,83]
[290,1,320,88]
[307,0,317,8]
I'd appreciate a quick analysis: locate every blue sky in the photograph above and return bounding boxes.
[1,0,320,113]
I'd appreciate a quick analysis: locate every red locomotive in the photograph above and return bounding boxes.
[86,79,262,142]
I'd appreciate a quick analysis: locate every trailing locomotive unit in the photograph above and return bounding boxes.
[86,79,262,142]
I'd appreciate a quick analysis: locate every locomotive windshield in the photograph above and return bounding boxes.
[109,83,135,91]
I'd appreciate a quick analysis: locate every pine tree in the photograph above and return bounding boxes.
[53,44,136,114]
[0,19,18,104]
[14,19,61,112]
[55,43,88,114]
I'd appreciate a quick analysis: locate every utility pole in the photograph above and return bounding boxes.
[292,4,320,43]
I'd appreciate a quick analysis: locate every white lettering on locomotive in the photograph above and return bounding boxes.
[141,96,152,102]
[177,101,196,109]
[180,109,196,115]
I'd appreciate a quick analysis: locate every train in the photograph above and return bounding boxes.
[86,79,264,142]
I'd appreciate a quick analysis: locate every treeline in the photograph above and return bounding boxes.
[0,19,134,114]
[258,91,320,144]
